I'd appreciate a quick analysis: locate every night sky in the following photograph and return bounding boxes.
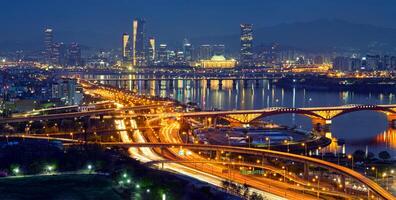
[1,0,396,49]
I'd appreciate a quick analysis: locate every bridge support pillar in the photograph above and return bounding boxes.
[215,150,221,160]
[311,118,331,134]
[303,162,309,180]
[144,80,149,88]
[341,175,346,192]
[243,80,249,88]
[156,80,161,88]
[386,113,396,128]
[204,117,216,127]
[255,79,260,87]
[131,80,135,89]
[232,80,237,89]
[195,80,200,88]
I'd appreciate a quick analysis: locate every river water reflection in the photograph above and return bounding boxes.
[88,75,396,157]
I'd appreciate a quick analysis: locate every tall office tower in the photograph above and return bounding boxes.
[240,23,254,66]
[198,45,212,60]
[158,44,168,64]
[44,28,54,63]
[176,51,185,64]
[67,42,82,66]
[51,42,67,66]
[365,55,380,70]
[382,55,391,70]
[148,37,156,65]
[212,44,225,56]
[122,33,131,63]
[391,56,396,70]
[333,56,352,71]
[132,18,146,67]
[183,39,193,62]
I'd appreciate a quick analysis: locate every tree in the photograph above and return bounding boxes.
[250,192,264,200]
[353,150,366,162]
[379,151,391,161]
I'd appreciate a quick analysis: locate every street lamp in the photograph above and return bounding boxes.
[383,172,389,190]
[46,165,55,174]
[246,136,251,148]
[371,167,378,182]
[12,167,20,176]
[265,137,270,150]
[314,175,320,198]
[283,139,289,152]
[347,154,354,170]
[301,143,307,155]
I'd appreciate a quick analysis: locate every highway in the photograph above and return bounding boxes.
[4,80,393,199]
[84,81,396,199]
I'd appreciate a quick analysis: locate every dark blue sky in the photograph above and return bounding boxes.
[1,0,396,49]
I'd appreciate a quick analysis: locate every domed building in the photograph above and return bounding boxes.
[200,55,236,68]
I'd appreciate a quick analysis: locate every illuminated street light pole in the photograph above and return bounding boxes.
[302,143,307,155]
[246,136,251,148]
[383,172,389,190]
[265,137,270,150]
[347,154,354,170]
[284,139,289,152]
[371,167,378,182]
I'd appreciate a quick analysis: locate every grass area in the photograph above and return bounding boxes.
[0,174,121,200]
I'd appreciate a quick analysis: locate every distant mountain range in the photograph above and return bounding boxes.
[192,19,396,53]
[1,19,396,53]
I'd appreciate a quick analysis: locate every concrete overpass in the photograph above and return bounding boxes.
[82,142,395,200]
[0,105,163,124]
[3,133,393,199]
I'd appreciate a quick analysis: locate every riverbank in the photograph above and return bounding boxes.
[273,75,396,93]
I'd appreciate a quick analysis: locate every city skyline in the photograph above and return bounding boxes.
[1,1,396,199]
[2,0,396,51]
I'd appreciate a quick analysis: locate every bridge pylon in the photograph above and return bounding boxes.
[386,113,396,128]
[311,118,331,134]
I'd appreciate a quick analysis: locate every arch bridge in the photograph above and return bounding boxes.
[146,104,396,131]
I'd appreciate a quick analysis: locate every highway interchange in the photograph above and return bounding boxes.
[1,80,395,200]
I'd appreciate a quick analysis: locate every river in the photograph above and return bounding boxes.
[86,75,396,158]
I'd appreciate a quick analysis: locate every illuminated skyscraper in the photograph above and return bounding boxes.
[198,45,212,60]
[122,33,131,63]
[213,44,225,56]
[51,42,67,66]
[132,18,146,67]
[148,37,156,65]
[158,44,168,64]
[67,42,82,66]
[44,28,54,63]
[183,39,193,62]
[240,23,254,66]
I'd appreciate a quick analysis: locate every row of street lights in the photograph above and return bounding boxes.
[11,164,94,176]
